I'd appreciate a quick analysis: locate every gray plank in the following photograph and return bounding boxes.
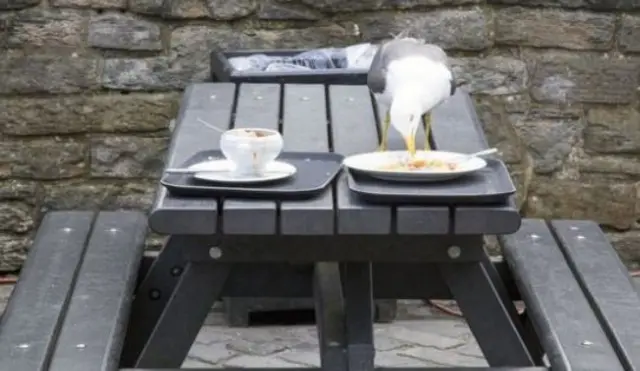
[221,83,281,235]
[49,211,147,371]
[329,85,391,234]
[280,84,334,235]
[551,220,640,371]
[431,90,520,234]
[374,99,449,234]
[149,83,236,235]
[0,211,95,371]
[500,219,624,371]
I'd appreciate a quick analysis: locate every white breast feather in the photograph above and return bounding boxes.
[376,56,452,112]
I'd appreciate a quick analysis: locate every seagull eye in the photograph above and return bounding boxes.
[409,114,415,121]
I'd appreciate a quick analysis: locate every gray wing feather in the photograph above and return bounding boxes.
[367,43,388,94]
[367,39,454,95]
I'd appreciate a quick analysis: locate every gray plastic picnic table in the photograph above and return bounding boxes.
[120,82,534,371]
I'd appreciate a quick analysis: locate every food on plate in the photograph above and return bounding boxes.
[236,129,273,138]
[378,157,458,172]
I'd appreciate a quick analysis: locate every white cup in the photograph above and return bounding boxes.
[219,128,284,176]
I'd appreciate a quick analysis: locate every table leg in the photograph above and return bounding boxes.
[440,255,535,366]
[121,236,188,366]
[313,263,347,371]
[135,261,230,367]
[342,262,375,371]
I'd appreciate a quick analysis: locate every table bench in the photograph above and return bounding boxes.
[501,219,640,371]
[0,211,147,371]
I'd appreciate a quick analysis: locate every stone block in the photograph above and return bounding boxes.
[528,51,639,104]
[495,7,615,50]
[51,0,126,8]
[89,12,163,50]
[0,93,178,135]
[102,58,190,90]
[354,8,491,50]
[167,0,210,18]
[129,0,165,15]
[487,0,640,10]
[206,0,258,20]
[511,116,585,174]
[43,181,118,210]
[526,178,638,230]
[585,106,640,154]
[1,8,85,47]
[257,1,320,20]
[1,138,88,180]
[0,52,100,94]
[0,202,35,234]
[0,234,31,272]
[0,179,39,202]
[302,0,481,12]
[618,14,640,52]
[0,0,39,10]
[90,136,169,178]
[451,57,527,95]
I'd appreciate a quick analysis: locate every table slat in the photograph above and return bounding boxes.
[149,84,236,235]
[0,212,95,371]
[280,84,334,235]
[374,97,449,234]
[222,83,280,235]
[431,91,520,235]
[329,85,391,234]
[551,220,640,370]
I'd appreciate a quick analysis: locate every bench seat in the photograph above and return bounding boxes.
[500,219,640,371]
[0,211,147,371]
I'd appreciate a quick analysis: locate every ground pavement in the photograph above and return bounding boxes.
[0,282,485,368]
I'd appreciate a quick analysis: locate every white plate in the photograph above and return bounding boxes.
[189,160,296,184]
[343,150,487,182]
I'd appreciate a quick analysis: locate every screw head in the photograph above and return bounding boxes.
[581,340,593,346]
[170,266,183,276]
[447,245,461,259]
[209,247,222,259]
[149,289,161,300]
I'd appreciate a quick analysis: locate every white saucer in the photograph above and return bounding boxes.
[189,160,296,184]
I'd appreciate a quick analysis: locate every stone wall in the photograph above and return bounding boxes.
[1,0,639,271]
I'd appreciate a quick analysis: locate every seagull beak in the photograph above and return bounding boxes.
[404,134,416,157]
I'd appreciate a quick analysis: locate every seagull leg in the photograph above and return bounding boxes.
[377,110,391,152]
[422,112,432,151]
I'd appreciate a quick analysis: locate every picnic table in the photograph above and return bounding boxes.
[2,81,640,371]
[119,82,534,370]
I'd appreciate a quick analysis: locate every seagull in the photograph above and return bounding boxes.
[367,37,456,156]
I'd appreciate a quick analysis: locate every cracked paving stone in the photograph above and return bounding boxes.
[454,340,485,358]
[224,355,302,368]
[277,349,321,367]
[386,326,466,349]
[228,338,289,356]
[373,328,406,351]
[195,326,236,345]
[375,351,441,367]
[400,346,489,367]
[395,319,473,339]
[188,343,236,364]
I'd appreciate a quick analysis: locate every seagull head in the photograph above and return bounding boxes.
[389,89,422,156]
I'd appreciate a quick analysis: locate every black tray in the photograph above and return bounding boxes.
[210,48,368,84]
[347,159,516,205]
[161,150,344,200]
